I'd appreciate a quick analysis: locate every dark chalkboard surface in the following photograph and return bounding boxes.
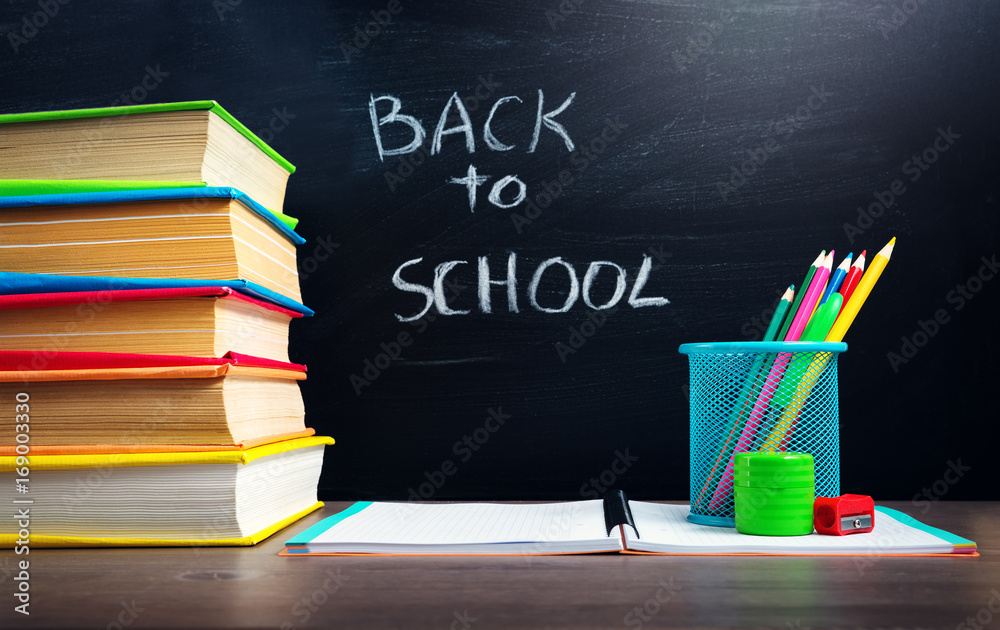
[2,0,997,501]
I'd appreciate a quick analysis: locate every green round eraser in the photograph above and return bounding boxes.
[734,451,815,536]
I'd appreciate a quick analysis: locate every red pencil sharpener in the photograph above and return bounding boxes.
[813,494,875,535]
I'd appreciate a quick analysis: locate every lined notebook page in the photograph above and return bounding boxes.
[624,502,963,555]
[298,501,622,554]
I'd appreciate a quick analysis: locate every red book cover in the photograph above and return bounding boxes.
[0,350,305,372]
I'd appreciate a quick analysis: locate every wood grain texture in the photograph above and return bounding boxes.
[0,501,994,629]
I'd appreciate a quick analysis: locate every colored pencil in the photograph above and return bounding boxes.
[802,292,843,342]
[784,251,833,342]
[761,238,896,450]
[763,285,795,342]
[838,249,867,312]
[777,251,824,342]
[827,239,894,342]
[691,285,795,511]
[819,252,852,306]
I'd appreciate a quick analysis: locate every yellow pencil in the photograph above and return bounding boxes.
[760,237,896,451]
[826,237,896,342]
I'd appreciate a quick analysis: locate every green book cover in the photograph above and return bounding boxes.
[0,179,205,196]
[0,179,299,230]
[0,101,295,174]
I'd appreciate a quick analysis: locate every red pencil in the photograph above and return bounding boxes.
[838,249,866,311]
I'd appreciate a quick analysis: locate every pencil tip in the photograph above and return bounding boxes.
[881,237,896,258]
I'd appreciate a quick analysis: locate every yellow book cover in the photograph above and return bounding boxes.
[2,436,334,548]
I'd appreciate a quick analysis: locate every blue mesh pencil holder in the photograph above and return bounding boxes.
[678,341,846,527]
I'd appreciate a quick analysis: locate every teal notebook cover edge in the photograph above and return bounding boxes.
[875,506,976,549]
[285,502,374,547]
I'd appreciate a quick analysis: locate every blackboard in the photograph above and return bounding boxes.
[2,0,997,501]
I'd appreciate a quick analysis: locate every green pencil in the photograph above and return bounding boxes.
[777,251,824,341]
[764,285,796,342]
[774,292,844,409]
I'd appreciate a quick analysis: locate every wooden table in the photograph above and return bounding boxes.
[2,501,995,629]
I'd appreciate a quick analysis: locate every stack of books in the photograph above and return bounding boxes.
[0,102,332,547]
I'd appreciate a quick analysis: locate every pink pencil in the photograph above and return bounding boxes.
[784,251,834,342]
[706,251,836,510]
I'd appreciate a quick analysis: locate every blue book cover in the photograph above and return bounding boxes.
[0,186,305,245]
[0,272,313,316]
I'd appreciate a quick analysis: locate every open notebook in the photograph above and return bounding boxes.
[283,492,977,557]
